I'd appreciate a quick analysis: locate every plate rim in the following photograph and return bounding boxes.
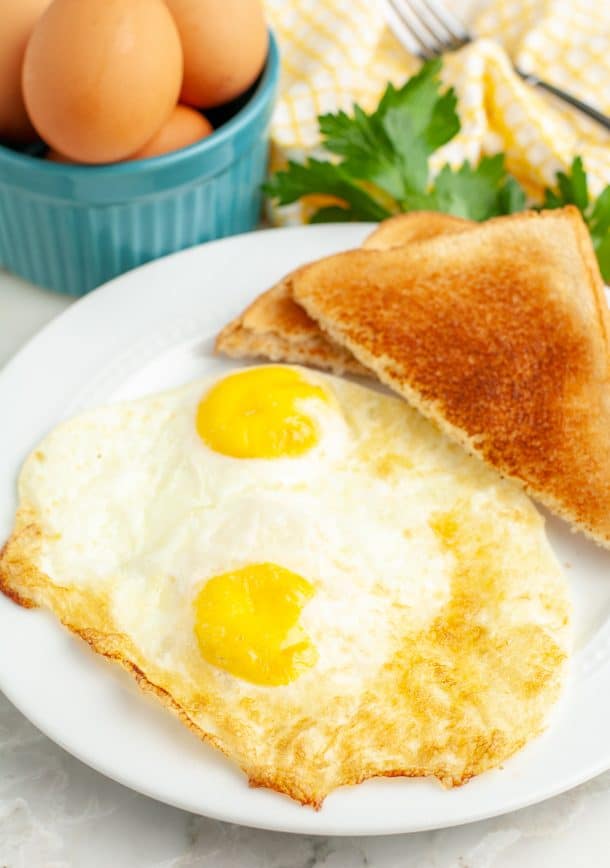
[2,222,610,836]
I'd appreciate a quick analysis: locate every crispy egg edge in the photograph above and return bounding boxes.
[0,500,569,809]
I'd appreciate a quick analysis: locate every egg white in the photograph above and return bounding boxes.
[21,366,567,696]
[4,365,571,805]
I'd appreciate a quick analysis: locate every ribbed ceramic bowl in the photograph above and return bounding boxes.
[0,33,280,296]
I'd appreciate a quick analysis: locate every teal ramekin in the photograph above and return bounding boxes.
[0,32,280,296]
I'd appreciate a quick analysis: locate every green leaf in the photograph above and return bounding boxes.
[399,190,439,212]
[542,187,563,209]
[556,172,573,204]
[498,176,527,214]
[376,58,444,136]
[424,88,460,151]
[590,188,610,282]
[594,233,610,283]
[554,156,589,210]
[317,105,380,159]
[382,109,430,195]
[428,155,518,221]
[569,156,589,209]
[541,158,610,279]
[319,105,399,197]
[317,58,459,203]
[308,205,354,223]
[590,186,610,237]
[542,156,589,210]
[263,159,391,221]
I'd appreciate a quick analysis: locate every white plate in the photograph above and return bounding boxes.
[2,224,610,836]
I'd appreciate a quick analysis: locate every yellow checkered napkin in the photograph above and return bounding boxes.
[264,0,610,222]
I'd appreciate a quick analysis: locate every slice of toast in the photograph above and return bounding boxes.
[292,206,610,548]
[215,212,472,375]
[362,211,472,250]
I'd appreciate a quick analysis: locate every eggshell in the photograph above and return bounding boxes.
[129,105,213,160]
[0,0,50,143]
[23,0,183,164]
[165,0,268,108]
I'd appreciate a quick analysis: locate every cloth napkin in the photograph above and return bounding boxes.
[263,0,610,223]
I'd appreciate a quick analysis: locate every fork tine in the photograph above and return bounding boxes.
[385,0,437,59]
[395,0,451,51]
[419,0,470,45]
[382,0,437,59]
[405,0,460,50]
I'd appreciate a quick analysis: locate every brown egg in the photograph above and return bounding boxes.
[47,106,211,164]
[0,0,50,143]
[128,105,213,160]
[165,0,268,108]
[23,0,183,164]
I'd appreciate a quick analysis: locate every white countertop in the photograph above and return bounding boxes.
[2,270,610,868]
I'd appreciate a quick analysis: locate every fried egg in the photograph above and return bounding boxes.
[0,365,571,806]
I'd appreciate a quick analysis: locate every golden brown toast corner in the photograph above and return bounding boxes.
[362,211,471,250]
[215,274,369,376]
[215,212,472,374]
[292,206,610,548]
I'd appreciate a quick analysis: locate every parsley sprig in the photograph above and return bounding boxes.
[265,60,610,281]
[540,156,610,280]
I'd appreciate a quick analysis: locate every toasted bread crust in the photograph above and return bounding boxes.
[293,207,610,548]
[215,213,473,373]
[362,212,471,251]
[215,278,369,376]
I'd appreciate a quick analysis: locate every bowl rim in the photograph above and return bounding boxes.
[0,29,280,179]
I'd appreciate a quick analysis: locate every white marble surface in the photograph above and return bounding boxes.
[2,270,610,868]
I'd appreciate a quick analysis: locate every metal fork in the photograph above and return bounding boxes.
[382,0,610,131]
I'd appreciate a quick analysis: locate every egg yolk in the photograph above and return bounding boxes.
[195,367,328,459]
[194,563,317,686]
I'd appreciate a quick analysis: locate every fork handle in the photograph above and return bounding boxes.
[515,66,610,131]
